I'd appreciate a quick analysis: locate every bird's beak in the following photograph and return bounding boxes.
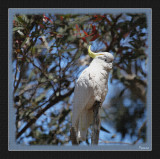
[88,45,103,58]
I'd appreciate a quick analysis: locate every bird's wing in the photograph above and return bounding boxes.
[72,68,95,128]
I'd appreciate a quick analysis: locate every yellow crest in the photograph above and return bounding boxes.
[88,45,103,58]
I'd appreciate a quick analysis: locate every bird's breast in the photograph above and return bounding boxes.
[93,70,109,103]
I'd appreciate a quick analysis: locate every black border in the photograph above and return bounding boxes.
[1,0,160,158]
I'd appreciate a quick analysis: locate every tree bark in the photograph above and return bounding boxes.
[91,101,101,145]
[70,127,78,145]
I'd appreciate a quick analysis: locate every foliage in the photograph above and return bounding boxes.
[12,13,148,145]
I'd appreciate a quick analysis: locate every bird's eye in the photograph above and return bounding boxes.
[105,59,107,62]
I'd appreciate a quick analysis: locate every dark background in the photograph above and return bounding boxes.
[0,0,160,158]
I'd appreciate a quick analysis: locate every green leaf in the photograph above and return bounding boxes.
[66,48,77,52]
[59,48,76,53]
[22,15,30,23]
[35,93,46,103]
[16,15,27,24]
[75,50,82,59]
[55,19,61,24]
[13,26,24,32]
[21,37,29,47]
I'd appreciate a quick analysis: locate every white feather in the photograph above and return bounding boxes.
[72,52,114,141]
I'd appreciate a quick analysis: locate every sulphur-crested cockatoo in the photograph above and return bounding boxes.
[72,45,114,142]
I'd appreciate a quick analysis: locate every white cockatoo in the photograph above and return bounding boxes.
[72,45,114,142]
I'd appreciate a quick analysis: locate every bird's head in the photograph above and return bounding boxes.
[88,45,114,71]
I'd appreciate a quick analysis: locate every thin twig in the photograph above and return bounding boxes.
[133,120,147,144]
[14,63,24,94]
[26,56,55,91]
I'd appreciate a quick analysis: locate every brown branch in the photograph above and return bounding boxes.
[26,56,55,91]
[14,24,39,94]
[16,88,74,139]
[13,63,24,94]
[24,24,39,55]
[105,14,123,52]
[70,127,78,145]
[91,101,101,145]
[14,60,18,88]
[57,47,62,96]
[25,97,51,117]
[133,120,147,144]
[100,125,110,133]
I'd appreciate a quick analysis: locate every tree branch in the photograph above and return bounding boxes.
[16,88,74,139]
[70,127,78,145]
[91,101,101,145]
[13,63,24,94]
[133,120,147,144]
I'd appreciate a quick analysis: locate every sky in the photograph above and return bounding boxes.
[13,12,149,146]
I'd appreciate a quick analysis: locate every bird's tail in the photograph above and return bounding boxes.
[77,110,93,141]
